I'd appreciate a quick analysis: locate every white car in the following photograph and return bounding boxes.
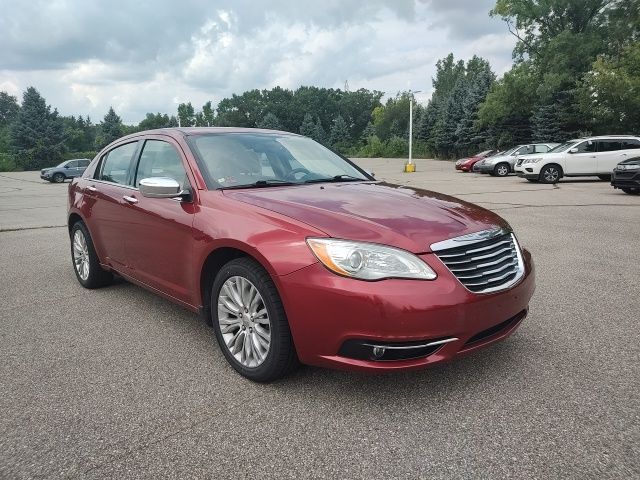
[479,143,559,176]
[514,136,640,183]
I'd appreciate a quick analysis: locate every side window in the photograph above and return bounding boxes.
[620,139,640,150]
[597,140,621,152]
[66,160,78,168]
[79,160,90,167]
[574,141,596,153]
[98,142,138,185]
[516,146,533,155]
[534,145,549,153]
[134,140,188,188]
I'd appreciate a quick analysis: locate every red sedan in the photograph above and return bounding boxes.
[68,128,535,381]
[455,150,498,172]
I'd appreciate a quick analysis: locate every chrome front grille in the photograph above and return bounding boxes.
[431,228,524,294]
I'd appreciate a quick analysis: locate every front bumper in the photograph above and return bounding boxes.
[40,172,51,180]
[277,249,535,372]
[611,170,640,189]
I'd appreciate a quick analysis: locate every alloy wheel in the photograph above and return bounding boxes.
[72,230,90,280]
[217,276,271,368]
[497,165,509,176]
[543,167,559,182]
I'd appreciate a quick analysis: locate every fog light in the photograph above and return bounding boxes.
[372,346,386,359]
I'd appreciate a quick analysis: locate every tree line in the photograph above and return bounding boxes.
[1,0,638,171]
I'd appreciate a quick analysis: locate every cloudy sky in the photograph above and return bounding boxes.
[0,0,515,124]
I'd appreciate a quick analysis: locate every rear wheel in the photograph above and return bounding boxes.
[52,173,65,183]
[211,258,298,382]
[539,164,562,184]
[493,163,510,177]
[70,222,113,288]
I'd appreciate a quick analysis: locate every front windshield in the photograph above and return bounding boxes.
[548,141,577,153]
[57,160,70,167]
[188,133,370,189]
[500,146,520,157]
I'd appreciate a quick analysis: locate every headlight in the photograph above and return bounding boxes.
[306,238,437,280]
[523,158,543,164]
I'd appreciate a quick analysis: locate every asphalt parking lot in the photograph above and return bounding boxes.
[1,160,638,479]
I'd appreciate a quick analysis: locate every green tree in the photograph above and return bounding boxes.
[95,107,123,149]
[10,87,64,170]
[329,114,350,148]
[299,113,316,137]
[578,42,640,134]
[202,101,215,126]
[177,102,196,127]
[257,112,283,130]
[314,117,327,145]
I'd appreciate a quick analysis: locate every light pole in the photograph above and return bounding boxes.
[405,90,421,173]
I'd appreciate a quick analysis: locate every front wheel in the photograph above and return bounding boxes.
[493,163,510,177]
[211,258,298,382]
[539,165,561,184]
[52,173,65,183]
[621,187,640,195]
[70,222,113,288]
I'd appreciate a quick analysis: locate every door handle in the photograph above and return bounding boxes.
[87,185,98,192]
[122,195,138,204]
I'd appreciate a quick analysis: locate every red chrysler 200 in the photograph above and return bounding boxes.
[68,128,535,382]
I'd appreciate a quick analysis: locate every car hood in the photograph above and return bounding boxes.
[223,182,509,253]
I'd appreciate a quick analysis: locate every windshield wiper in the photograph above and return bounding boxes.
[304,174,365,184]
[220,179,296,190]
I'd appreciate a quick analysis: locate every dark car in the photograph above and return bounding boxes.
[611,156,640,194]
[41,159,91,183]
[67,128,535,382]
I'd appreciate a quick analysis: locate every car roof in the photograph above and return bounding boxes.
[118,127,302,142]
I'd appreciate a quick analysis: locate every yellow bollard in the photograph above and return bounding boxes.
[403,162,416,173]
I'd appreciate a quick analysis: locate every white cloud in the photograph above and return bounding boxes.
[0,0,515,123]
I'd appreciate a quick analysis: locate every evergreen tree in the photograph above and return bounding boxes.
[95,107,123,149]
[202,101,215,126]
[0,92,19,127]
[329,114,350,147]
[456,67,495,152]
[10,87,64,169]
[361,122,376,139]
[314,117,327,144]
[257,112,283,130]
[531,103,563,142]
[299,113,316,137]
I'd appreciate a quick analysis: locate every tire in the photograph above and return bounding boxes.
[598,175,611,181]
[52,173,65,183]
[211,258,298,382]
[493,163,510,177]
[539,164,562,184]
[621,187,640,195]
[70,221,113,288]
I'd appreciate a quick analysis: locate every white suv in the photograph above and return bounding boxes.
[514,136,640,183]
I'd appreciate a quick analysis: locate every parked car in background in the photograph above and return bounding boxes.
[41,159,91,183]
[611,156,640,194]
[67,127,535,382]
[479,144,558,176]
[515,136,640,183]
[455,150,498,172]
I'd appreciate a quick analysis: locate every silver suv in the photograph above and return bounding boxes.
[479,144,559,176]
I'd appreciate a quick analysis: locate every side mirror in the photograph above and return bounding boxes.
[569,148,578,154]
[139,177,186,199]
[64,164,71,169]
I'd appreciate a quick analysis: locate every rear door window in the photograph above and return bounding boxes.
[97,142,139,185]
[79,160,91,167]
[597,140,621,152]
